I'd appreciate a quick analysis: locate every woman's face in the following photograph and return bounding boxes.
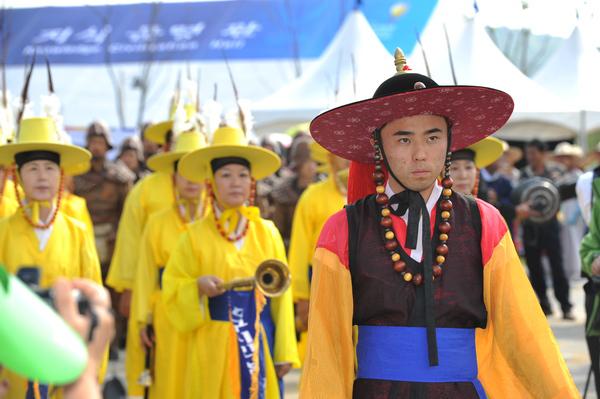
[19,160,61,202]
[213,163,252,208]
[449,159,477,195]
[175,172,203,200]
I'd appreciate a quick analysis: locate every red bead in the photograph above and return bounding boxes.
[393,261,407,272]
[380,216,393,227]
[413,273,423,286]
[373,171,385,181]
[442,177,454,188]
[432,265,443,278]
[438,221,451,233]
[385,240,398,251]
[440,199,453,211]
[436,244,448,256]
[375,193,389,205]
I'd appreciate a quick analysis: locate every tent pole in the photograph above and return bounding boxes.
[580,109,587,152]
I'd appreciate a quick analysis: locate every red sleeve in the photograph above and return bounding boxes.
[476,199,509,266]
[316,210,349,269]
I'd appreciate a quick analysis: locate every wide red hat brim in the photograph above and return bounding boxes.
[310,85,514,164]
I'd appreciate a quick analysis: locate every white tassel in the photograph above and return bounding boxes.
[172,100,193,136]
[201,99,223,140]
[41,93,65,138]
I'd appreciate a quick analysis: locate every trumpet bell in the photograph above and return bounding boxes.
[255,259,291,297]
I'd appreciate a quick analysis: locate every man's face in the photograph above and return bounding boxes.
[525,146,544,168]
[87,136,109,159]
[119,149,140,171]
[380,115,448,193]
[142,137,159,160]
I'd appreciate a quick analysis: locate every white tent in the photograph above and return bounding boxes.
[252,9,393,134]
[532,24,600,148]
[408,2,579,141]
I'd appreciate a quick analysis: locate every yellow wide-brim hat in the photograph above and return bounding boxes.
[179,126,281,183]
[310,141,330,173]
[147,131,207,173]
[144,120,172,145]
[145,103,198,145]
[0,118,91,175]
[465,136,505,169]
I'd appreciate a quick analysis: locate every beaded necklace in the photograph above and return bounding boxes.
[13,168,64,230]
[208,178,257,242]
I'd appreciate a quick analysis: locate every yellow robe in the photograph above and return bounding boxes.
[287,176,345,362]
[0,185,18,218]
[106,171,173,396]
[0,194,19,219]
[0,211,102,399]
[107,171,173,291]
[131,206,191,399]
[299,200,578,398]
[162,216,300,399]
[288,176,346,301]
[61,192,94,241]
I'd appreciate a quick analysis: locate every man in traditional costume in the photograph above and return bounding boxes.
[0,116,101,399]
[162,125,299,398]
[299,51,577,398]
[131,128,207,399]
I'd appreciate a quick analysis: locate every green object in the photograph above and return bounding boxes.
[0,265,88,384]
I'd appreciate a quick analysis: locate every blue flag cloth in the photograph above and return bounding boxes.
[209,290,278,399]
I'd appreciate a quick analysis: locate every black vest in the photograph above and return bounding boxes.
[346,192,487,398]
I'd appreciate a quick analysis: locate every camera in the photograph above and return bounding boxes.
[16,266,98,341]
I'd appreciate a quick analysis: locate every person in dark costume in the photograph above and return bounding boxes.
[298,49,577,399]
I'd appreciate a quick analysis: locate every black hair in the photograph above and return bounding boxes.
[526,139,547,152]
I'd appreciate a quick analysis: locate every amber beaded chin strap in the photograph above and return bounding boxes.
[208,178,257,242]
[12,167,64,229]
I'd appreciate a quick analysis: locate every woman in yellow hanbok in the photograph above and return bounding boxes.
[288,142,348,361]
[131,130,207,399]
[163,125,299,399]
[0,117,101,399]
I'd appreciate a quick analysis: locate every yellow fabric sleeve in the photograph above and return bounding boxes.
[266,222,300,368]
[288,191,313,301]
[77,220,102,284]
[299,247,354,399]
[476,231,579,398]
[133,219,160,325]
[106,181,145,291]
[162,231,210,333]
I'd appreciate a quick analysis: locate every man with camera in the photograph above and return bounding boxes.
[0,274,115,399]
[516,139,573,320]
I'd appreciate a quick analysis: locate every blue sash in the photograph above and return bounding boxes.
[209,291,279,399]
[25,381,49,399]
[357,326,487,398]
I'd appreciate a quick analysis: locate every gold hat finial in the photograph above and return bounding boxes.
[394,48,408,75]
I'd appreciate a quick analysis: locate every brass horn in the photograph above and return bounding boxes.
[219,259,291,298]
